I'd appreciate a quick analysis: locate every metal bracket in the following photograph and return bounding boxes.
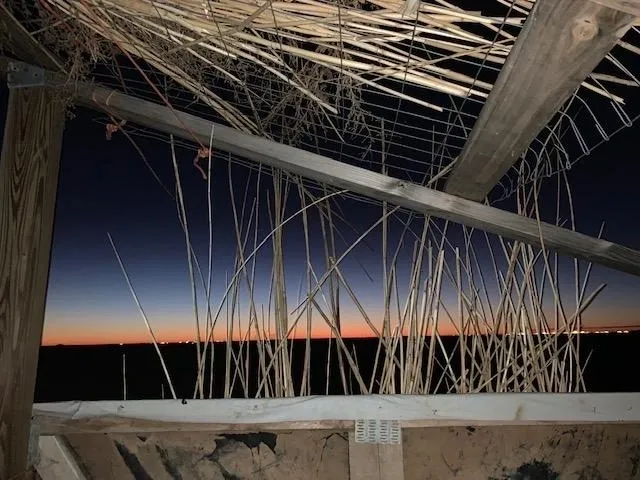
[354,419,401,445]
[6,61,45,89]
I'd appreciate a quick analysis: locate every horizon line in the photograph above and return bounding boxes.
[42,327,640,347]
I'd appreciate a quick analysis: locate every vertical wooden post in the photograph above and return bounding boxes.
[0,86,65,479]
[348,423,404,480]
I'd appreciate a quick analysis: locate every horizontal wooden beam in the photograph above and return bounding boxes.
[3,58,640,277]
[444,0,635,202]
[32,393,640,435]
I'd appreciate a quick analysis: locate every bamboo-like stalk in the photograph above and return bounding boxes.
[122,351,127,401]
[107,233,177,399]
[169,136,205,399]
[40,0,633,130]
[87,25,608,399]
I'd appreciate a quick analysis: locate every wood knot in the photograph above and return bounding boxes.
[572,17,599,41]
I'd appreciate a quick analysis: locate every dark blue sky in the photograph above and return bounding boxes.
[2,83,640,344]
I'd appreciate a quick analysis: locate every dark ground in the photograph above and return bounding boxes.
[34,332,640,402]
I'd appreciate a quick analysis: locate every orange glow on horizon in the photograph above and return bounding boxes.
[41,322,640,346]
[42,326,395,346]
[42,306,640,346]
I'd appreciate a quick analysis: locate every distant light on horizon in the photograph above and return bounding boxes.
[589,330,629,334]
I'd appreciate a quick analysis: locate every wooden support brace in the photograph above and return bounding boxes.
[0,86,65,478]
[0,4,64,72]
[444,0,635,201]
[349,420,404,480]
[36,437,86,480]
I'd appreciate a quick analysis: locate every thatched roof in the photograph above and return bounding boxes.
[5,0,640,196]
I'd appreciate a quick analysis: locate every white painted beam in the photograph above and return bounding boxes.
[33,393,640,435]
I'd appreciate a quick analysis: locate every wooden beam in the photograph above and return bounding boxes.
[589,0,640,16]
[31,393,640,435]
[349,423,404,480]
[0,87,65,478]
[3,58,640,277]
[0,4,64,71]
[349,436,404,480]
[37,437,86,480]
[444,0,635,202]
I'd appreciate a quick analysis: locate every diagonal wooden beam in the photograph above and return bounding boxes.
[0,4,65,71]
[37,436,87,480]
[444,0,636,202]
[3,58,640,277]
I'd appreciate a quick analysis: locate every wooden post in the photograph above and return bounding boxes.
[0,86,65,478]
[348,434,404,480]
[348,421,404,480]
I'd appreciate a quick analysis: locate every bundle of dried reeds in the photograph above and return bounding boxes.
[14,0,621,398]
[33,0,637,143]
[107,129,595,399]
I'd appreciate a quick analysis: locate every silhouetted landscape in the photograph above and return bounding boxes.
[35,332,640,402]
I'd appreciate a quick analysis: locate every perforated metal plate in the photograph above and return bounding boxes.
[354,419,401,444]
[6,61,45,89]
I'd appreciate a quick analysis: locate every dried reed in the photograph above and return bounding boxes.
[109,136,596,398]
[54,0,619,398]
[27,0,635,147]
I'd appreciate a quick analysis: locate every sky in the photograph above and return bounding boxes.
[2,80,640,345]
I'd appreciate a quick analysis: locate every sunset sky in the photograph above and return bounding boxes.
[2,84,640,345]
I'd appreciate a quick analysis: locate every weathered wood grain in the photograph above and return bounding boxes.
[32,425,640,480]
[590,0,640,16]
[31,393,640,435]
[444,0,635,202]
[404,424,640,480]
[349,432,404,480]
[36,437,86,480]
[0,4,64,71]
[62,431,350,480]
[0,88,65,479]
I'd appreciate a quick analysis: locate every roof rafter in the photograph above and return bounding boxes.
[444,0,636,202]
[0,4,64,71]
